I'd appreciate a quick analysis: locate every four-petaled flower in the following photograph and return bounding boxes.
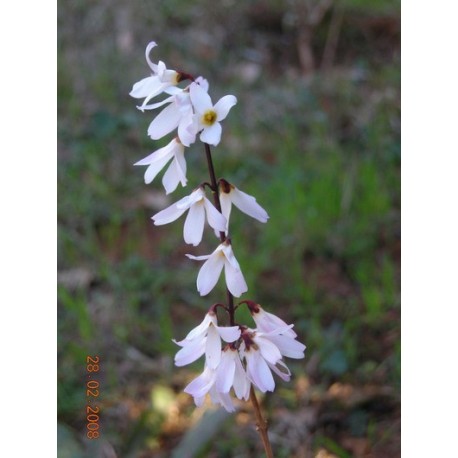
[241,328,294,393]
[184,345,251,412]
[134,138,187,195]
[219,179,269,233]
[186,241,248,297]
[130,42,183,110]
[152,186,226,246]
[189,82,237,146]
[174,309,240,369]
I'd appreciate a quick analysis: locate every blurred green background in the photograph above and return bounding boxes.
[58,0,400,456]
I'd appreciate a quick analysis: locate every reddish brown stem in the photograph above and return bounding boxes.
[250,386,274,458]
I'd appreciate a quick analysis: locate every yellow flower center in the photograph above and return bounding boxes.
[202,110,217,126]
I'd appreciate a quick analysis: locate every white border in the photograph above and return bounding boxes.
[1,1,56,455]
[402,0,458,456]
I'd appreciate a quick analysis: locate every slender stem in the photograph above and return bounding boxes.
[203,142,274,457]
[250,386,274,458]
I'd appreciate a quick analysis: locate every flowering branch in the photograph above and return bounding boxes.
[203,142,236,324]
[130,41,306,456]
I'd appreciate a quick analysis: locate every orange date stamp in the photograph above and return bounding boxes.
[86,355,100,439]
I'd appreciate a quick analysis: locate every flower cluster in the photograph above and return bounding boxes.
[175,302,306,412]
[131,42,306,412]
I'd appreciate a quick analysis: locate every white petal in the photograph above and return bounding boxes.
[162,156,187,194]
[182,314,212,341]
[134,140,175,166]
[268,360,291,382]
[186,253,211,261]
[177,188,205,209]
[205,326,222,369]
[224,260,248,298]
[129,75,161,98]
[183,202,205,246]
[203,198,227,234]
[254,336,283,365]
[209,386,235,412]
[174,147,187,185]
[161,154,187,194]
[186,115,200,143]
[253,308,297,338]
[162,69,179,83]
[233,353,251,400]
[144,155,172,184]
[139,95,174,111]
[214,95,237,121]
[189,82,212,113]
[221,244,241,271]
[215,352,236,393]
[148,102,182,140]
[200,122,222,146]
[145,41,158,72]
[141,82,172,108]
[246,351,275,392]
[174,338,206,366]
[216,325,241,343]
[267,335,306,359]
[164,86,183,95]
[184,366,215,398]
[195,76,209,92]
[152,201,188,226]
[231,188,269,223]
[178,110,196,147]
[196,251,225,296]
[219,192,232,234]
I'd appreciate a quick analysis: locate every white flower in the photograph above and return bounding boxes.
[174,310,240,369]
[152,187,226,246]
[143,77,209,147]
[189,82,237,146]
[219,179,269,233]
[241,329,290,392]
[243,300,297,338]
[184,346,250,412]
[243,301,306,359]
[130,41,183,109]
[216,346,251,401]
[184,365,236,412]
[186,241,248,297]
[254,327,306,360]
[134,138,187,194]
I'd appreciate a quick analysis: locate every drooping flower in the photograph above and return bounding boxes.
[174,309,240,369]
[184,364,236,412]
[152,186,226,246]
[253,327,306,360]
[186,240,248,297]
[189,82,237,146]
[134,138,187,194]
[184,345,251,412]
[242,300,297,338]
[216,346,251,402]
[240,328,286,392]
[130,41,183,109]
[219,179,269,233]
[243,300,307,359]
